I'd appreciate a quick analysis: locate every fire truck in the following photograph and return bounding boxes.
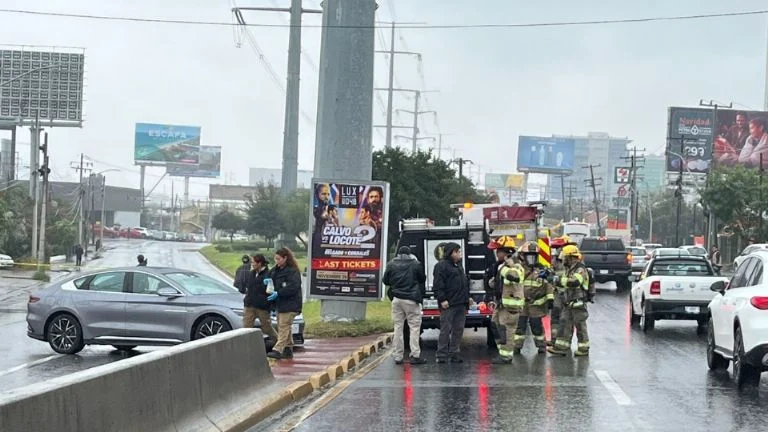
[395,202,546,346]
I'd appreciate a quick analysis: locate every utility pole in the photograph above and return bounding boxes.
[566,181,578,221]
[30,113,41,259]
[761,153,764,241]
[437,133,453,160]
[668,135,686,247]
[100,177,106,246]
[622,147,646,243]
[584,164,603,235]
[560,174,567,220]
[395,90,437,152]
[71,154,92,248]
[375,23,422,148]
[36,132,50,269]
[234,2,322,196]
[170,181,175,232]
[699,99,733,248]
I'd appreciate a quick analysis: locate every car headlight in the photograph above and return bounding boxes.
[231,308,245,316]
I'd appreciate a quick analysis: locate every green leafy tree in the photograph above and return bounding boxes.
[281,189,310,249]
[245,181,285,248]
[372,147,487,250]
[212,209,245,242]
[700,165,768,241]
[635,190,699,246]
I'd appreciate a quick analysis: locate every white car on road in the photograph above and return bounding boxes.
[707,250,768,387]
[733,243,768,270]
[0,253,14,268]
[630,255,728,333]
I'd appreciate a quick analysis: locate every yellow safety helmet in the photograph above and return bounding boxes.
[562,244,582,259]
[488,235,517,251]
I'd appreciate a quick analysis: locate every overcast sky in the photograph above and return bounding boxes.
[0,0,766,201]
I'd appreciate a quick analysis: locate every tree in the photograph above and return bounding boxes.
[700,165,768,241]
[281,189,310,248]
[635,190,698,246]
[245,181,285,248]
[372,147,487,250]
[212,209,245,242]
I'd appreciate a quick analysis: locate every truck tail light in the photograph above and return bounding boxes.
[650,281,661,295]
[28,295,40,303]
[627,253,633,264]
[750,296,768,310]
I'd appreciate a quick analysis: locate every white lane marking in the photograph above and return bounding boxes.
[594,370,633,406]
[0,354,64,378]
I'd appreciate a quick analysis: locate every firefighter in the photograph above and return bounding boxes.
[548,235,576,346]
[486,236,518,346]
[490,238,525,364]
[548,244,591,356]
[513,241,554,354]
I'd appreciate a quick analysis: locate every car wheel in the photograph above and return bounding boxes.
[733,327,761,388]
[640,301,655,332]
[47,313,85,355]
[112,345,137,351]
[193,315,232,340]
[629,294,641,326]
[707,319,729,371]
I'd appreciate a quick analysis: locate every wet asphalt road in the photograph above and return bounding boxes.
[0,239,229,393]
[266,285,768,432]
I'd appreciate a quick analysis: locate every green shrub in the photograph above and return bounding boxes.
[214,244,233,253]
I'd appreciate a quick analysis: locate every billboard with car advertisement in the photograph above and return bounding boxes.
[307,179,390,301]
[167,146,221,178]
[712,109,768,169]
[666,107,714,174]
[134,123,201,166]
[517,136,575,174]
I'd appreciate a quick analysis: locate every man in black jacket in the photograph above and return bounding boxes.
[233,255,252,294]
[383,246,427,365]
[434,242,470,363]
[243,254,278,342]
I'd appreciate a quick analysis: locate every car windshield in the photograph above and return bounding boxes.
[630,247,646,255]
[656,249,688,256]
[580,239,625,251]
[649,260,712,276]
[164,272,238,295]
[741,245,766,256]
[685,247,707,256]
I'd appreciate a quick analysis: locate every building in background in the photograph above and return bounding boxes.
[638,155,666,194]
[546,132,632,204]
[249,167,313,188]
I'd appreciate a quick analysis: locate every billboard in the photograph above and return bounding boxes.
[307,179,390,300]
[712,109,768,169]
[614,167,631,184]
[167,146,221,178]
[134,123,201,166]
[208,184,259,201]
[517,136,575,174]
[484,173,525,190]
[666,107,714,174]
[0,48,85,122]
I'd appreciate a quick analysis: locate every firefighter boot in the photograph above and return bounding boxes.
[492,354,513,364]
[547,345,569,356]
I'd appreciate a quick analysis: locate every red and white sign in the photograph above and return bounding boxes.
[617,185,628,197]
[615,167,631,184]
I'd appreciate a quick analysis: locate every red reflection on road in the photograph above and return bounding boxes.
[477,361,490,430]
[403,364,413,429]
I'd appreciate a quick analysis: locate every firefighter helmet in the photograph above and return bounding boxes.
[488,235,517,250]
[562,244,582,259]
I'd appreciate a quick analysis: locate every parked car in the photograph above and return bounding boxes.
[119,228,143,239]
[707,250,768,387]
[733,244,768,270]
[26,267,305,354]
[642,243,663,253]
[133,227,150,238]
[0,253,14,268]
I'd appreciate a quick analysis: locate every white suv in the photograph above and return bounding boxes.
[707,251,768,387]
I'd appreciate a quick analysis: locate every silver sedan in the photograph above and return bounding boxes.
[26,266,304,354]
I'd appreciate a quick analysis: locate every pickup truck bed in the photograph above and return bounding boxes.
[579,237,632,290]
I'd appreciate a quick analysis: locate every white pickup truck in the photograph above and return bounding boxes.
[629,255,729,333]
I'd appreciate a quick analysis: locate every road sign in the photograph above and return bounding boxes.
[614,167,631,184]
[617,185,627,197]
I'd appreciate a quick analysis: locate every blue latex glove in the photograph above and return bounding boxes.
[267,291,278,302]
[263,278,272,285]
[538,269,549,280]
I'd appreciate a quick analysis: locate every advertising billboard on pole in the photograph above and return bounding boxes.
[134,123,201,166]
[666,107,714,174]
[307,179,390,300]
[517,136,575,174]
[484,173,525,190]
[712,109,768,169]
[167,146,221,178]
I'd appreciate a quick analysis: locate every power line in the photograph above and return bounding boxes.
[1,8,766,29]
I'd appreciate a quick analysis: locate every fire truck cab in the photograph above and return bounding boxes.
[395,202,545,346]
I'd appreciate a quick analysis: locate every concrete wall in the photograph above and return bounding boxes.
[0,329,280,432]
[113,210,140,227]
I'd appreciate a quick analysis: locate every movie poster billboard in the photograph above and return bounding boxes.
[134,123,201,166]
[517,136,575,174]
[666,107,714,174]
[712,109,768,169]
[167,146,221,178]
[307,179,390,300]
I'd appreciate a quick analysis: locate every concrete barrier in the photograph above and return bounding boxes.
[0,328,282,432]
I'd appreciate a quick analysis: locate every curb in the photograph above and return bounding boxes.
[234,332,394,431]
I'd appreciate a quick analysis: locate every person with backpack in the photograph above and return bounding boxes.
[548,245,591,357]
